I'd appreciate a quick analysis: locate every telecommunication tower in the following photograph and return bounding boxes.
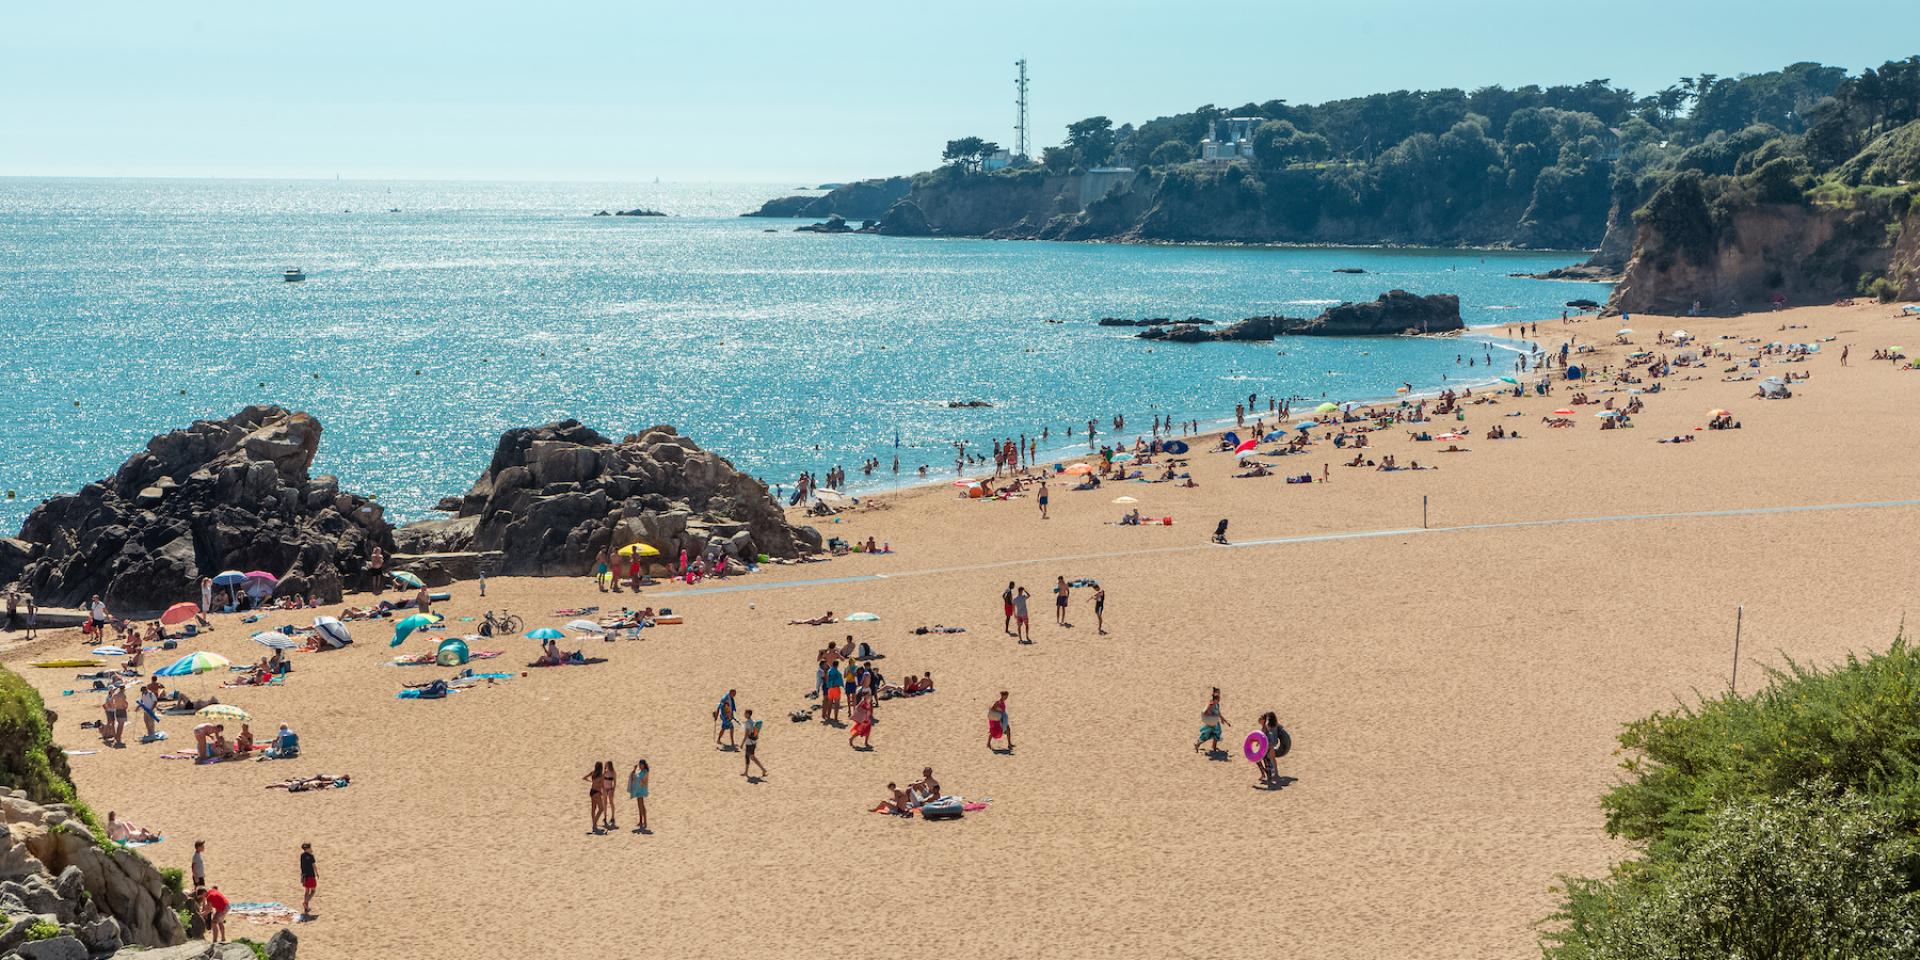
[1013,58,1030,161]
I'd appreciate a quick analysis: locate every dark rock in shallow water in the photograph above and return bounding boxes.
[7,406,393,614]
[1098,317,1210,327]
[400,421,821,577]
[1134,290,1462,342]
[796,215,854,234]
[1332,267,1366,274]
[1565,298,1602,311]
[613,208,666,217]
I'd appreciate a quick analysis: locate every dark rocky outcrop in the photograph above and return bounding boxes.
[399,421,820,577]
[795,216,854,234]
[6,407,392,615]
[1098,317,1210,327]
[876,200,931,237]
[1132,291,1463,342]
[612,208,665,217]
[744,177,912,221]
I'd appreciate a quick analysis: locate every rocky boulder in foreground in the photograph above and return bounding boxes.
[398,421,820,576]
[4,407,393,614]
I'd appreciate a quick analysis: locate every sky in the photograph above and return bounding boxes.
[2,0,1914,183]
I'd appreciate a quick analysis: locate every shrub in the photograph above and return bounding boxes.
[1545,636,1920,956]
[24,919,61,941]
[238,938,271,960]
[159,867,185,896]
[0,668,109,846]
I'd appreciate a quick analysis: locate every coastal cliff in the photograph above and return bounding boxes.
[1607,172,1917,315]
[744,177,911,221]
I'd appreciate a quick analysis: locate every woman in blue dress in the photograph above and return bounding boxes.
[628,758,650,833]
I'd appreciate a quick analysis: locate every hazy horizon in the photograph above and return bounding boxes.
[3,0,1914,184]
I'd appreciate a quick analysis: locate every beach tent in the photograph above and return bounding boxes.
[436,637,470,666]
[1220,432,1241,448]
[1162,440,1189,454]
[313,616,353,648]
[390,613,443,646]
[1565,364,1584,379]
[1902,304,1919,315]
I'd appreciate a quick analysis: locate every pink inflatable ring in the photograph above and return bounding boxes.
[1243,730,1269,764]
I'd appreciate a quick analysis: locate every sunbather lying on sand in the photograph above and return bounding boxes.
[267,773,350,792]
[789,611,837,626]
[106,812,161,843]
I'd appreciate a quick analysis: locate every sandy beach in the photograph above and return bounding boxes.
[7,301,1919,959]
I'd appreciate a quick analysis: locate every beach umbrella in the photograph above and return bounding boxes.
[1112,496,1138,504]
[566,619,607,634]
[1616,328,1634,335]
[160,602,200,625]
[389,571,425,589]
[1314,402,1339,414]
[526,627,566,640]
[1112,452,1134,462]
[155,651,231,677]
[243,571,278,585]
[1293,422,1313,432]
[1436,433,1465,441]
[1395,386,1410,394]
[1552,408,1574,416]
[1233,439,1258,456]
[616,543,660,558]
[91,647,126,657]
[390,613,443,646]
[251,630,300,650]
[1595,410,1619,418]
[1498,377,1517,384]
[196,704,250,722]
[951,479,981,487]
[313,616,352,648]
[1261,432,1285,442]
[1708,408,1731,417]
[210,571,248,586]
[1162,440,1189,454]
[846,612,880,622]
[1062,463,1094,476]
[814,489,854,508]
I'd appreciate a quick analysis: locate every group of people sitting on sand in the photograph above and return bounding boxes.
[190,721,300,763]
[881,766,944,815]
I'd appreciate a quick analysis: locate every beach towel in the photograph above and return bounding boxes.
[114,836,163,848]
[526,656,609,668]
[158,751,202,761]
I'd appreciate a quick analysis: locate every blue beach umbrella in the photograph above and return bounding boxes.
[1162,440,1189,454]
[1293,422,1314,432]
[526,627,566,641]
[390,613,443,647]
[210,571,248,586]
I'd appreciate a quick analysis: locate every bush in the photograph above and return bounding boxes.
[0,668,109,847]
[159,867,186,896]
[24,919,61,941]
[1545,636,1920,956]
[238,938,271,960]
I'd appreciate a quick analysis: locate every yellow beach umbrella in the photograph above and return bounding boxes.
[197,703,250,722]
[617,543,660,558]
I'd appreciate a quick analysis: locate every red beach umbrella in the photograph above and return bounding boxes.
[160,602,200,625]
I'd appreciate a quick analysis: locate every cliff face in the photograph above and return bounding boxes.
[1608,201,1901,315]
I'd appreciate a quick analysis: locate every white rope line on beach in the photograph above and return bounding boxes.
[654,497,1920,599]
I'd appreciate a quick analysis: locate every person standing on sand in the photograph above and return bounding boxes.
[584,762,607,833]
[849,690,874,749]
[1196,689,1229,753]
[1012,587,1032,644]
[199,577,213,617]
[602,758,619,831]
[593,547,612,593]
[987,692,1013,751]
[298,843,317,918]
[741,709,767,779]
[714,689,738,748]
[628,759,650,833]
[191,840,207,890]
[1037,480,1049,519]
[1053,576,1070,627]
[22,596,33,640]
[1001,582,1016,635]
[202,885,229,944]
[1093,585,1106,635]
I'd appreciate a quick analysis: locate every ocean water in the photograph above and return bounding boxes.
[0,178,1603,530]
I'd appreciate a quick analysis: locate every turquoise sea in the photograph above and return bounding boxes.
[0,178,1604,529]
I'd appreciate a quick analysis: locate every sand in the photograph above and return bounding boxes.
[6,301,1919,959]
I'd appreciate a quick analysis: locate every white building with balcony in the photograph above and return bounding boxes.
[1200,117,1261,163]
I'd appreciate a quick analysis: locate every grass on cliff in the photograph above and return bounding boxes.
[1543,633,1920,958]
[0,666,110,847]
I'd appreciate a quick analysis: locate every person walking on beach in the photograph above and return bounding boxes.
[849,690,874,750]
[1037,480,1049,520]
[1001,582,1016,635]
[1196,688,1229,753]
[298,843,317,918]
[741,709,767,779]
[1053,576,1070,627]
[987,692,1013,752]
[1012,587,1032,644]
[1093,584,1106,635]
[714,689,738,748]
[593,547,612,593]
[628,759,650,833]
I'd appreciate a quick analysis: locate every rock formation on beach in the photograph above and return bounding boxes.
[875,200,931,237]
[1133,291,1463,342]
[2,407,393,615]
[396,421,820,577]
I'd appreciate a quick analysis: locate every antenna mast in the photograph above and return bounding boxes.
[1014,58,1030,161]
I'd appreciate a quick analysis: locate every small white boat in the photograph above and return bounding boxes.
[283,268,306,282]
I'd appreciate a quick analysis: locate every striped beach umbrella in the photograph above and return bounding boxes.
[155,651,231,677]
